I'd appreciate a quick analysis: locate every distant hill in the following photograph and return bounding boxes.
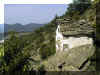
[4,23,44,32]
[0,33,3,40]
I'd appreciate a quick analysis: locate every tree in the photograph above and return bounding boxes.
[66,0,92,16]
[2,31,30,71]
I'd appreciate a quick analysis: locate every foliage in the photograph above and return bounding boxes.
[0,14,57,71]
[61,0,92,19]
[0,32,30,72]
[0,44,4,58]
[39,40,55,59]
[0,44,4,71]
[93,0,100,4]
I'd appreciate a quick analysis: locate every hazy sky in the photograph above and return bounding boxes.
[0,24,4,33]
[4,4,68,24]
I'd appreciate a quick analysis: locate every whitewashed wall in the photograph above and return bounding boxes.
[56,25,63,52]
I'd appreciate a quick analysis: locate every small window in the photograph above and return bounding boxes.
[63,44,69,50]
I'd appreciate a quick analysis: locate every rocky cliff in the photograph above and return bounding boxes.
[42,45,95,71]
[40,1,96,71]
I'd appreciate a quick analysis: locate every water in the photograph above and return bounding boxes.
[0,40,4,43]
[0,33,4,40]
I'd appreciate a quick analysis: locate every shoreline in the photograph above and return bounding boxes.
[0,40,4,43]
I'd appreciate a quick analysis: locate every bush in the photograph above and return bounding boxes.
[39,41,55,59]
[0,32,30,72]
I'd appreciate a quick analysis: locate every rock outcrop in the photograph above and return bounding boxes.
[51,18,95,71]
[30,18,95,71]
[56,19,94,36]
[41,44,95,71]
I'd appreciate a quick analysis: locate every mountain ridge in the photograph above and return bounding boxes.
[4,23,44,32]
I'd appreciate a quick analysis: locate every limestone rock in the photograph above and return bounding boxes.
[41,44,95,71]
[56,19,94,36]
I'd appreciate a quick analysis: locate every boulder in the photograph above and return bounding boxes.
[41,44,95,71]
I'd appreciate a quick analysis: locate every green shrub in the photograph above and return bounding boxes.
[39,41,55,59]
[0,44,4,58]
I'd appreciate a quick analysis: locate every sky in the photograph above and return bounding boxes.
[0,4,68,33]
[4,4,68,24]
[0,24,4,33]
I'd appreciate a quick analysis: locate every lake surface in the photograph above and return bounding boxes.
[0,33,4,40]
